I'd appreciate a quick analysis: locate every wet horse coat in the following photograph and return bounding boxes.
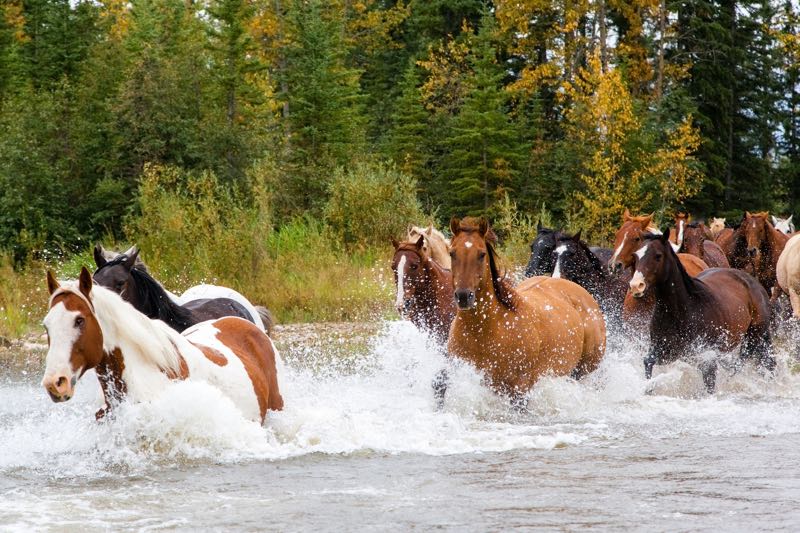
[446,217,606,401]
[680,222,730,268]
[42,268,283,422]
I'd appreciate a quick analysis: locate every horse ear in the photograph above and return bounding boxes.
[623,208,631,220]
[771,215,778,225]
[78,266,93,300]
[661,228,671,242]
[745,211,752,218]
[414,235,425,249]
[123,247,139,270]
[93,245,107,268]
[46,270,60,295]
[391,237,400,249]
[537,220,542,232]
[573,229,582,242]
[450,217,461,236]
[426,224,433,236]
[789,215,794,224]
[478,217,489,237]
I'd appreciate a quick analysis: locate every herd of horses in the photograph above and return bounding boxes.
[393,211,800,400]
[38,209,800,424]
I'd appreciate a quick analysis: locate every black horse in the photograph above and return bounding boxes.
[93,246,270,334]
[524,223,613,278]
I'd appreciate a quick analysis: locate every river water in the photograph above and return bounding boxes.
[2,321,800,531]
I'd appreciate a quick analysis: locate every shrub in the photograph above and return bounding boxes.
[324,161,425,249]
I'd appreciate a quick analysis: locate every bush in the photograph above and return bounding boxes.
[324,161,425,249]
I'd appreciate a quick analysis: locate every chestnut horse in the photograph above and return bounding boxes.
[42,267,283,422]
[446,217,606,402]
[629,233,775,393]
[680,222,730,268]
[668,212,690,250]
[721,212,789,294]
[391,236,456,344]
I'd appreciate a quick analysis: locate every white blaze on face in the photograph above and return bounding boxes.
[395,255,407,309]
[41,301,82,384]
[611,233,627,265]
[629,270,646,293]
[552,244,567,278]
[464,241,473,249]
[677,220,685,245]
[634,243,649,261]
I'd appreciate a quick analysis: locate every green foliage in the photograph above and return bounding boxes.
[324,161,425,249]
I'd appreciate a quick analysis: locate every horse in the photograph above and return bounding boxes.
[680,222,730,268]
[629,232,775,393]
[551,231,629,321]
[93,246,273,335]
[668,212,690,249]
[525,223,611,278]
[776,234,800,318]
[408,224,451,269]
[444,217,606,403]
[724,212,789,294]
[42,267,283,422]
[772,215,795,235]
[609,209,709,277]
[709,218,727,239]
[391,236,456,344]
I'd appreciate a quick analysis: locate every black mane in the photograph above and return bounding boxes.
[557,233,605,274]
[128,268,196,331]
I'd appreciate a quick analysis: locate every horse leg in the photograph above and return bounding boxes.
[698,359,717,394]
[432,368,449,410]
[741,325,776,373]
[643,348,657,380]
[789,287,800,319]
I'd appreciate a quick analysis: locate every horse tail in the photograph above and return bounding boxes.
[256,306,275,336]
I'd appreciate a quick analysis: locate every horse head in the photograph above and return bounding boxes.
[552,230,596,281]
[681,222,708,257]
[524,222,559,277]
[449,217,511,311]
[609,209,654,274]
[93,244,141,298]
[629,231,673,298]
[42,267,105,403]
[743,211,770,259]
[772,214,794,235]
[391,235,430,316]
[709,217,726,239]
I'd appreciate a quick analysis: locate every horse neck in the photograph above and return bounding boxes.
[461,263,510,328]
[651,252,699,320]
[130,269,195,331]
[426,256,453,302]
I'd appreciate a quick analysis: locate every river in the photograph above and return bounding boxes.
[1,321,800,531]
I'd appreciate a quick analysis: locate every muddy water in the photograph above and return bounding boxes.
[2,321,800,531]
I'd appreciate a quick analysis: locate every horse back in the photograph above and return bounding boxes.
[701,240,730,268]
[677,253,709,277]
[183,297,254,325]
[695,268,771,343]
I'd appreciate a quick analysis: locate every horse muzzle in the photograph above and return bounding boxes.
[42,374,75,403]
[629,273,647,298]
[609,261,623,275]
[395,299,413,316]
[454,289,476,310]
[748,247,759,258]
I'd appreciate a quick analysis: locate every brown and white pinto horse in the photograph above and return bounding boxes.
[42,267,283,422]
[680,222,730,268]
[629,233,775,393]
[391,236,456,344]
[445,217,606,402]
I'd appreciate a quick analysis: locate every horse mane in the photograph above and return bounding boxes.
[456,217,515,309]
[557,233,605,274]
[128,268,195,331]
[642,234,707,299]
[60,282,183,375]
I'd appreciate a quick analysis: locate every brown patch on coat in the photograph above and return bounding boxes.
[95,347,127,420]
[212,317,283,422]
[199,346,229,366]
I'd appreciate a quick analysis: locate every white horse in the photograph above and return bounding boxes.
[42,267,283,421]
[772,215,795,235]
[709,218,726,239]
[776,233,800,318]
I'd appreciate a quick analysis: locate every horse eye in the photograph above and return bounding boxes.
[410,264,417,270]
[75,316,85,328]
[449,251,456,258]
[655,253,663,260]
[478,252,486,260]
[634,236,640,242]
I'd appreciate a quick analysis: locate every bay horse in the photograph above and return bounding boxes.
[408,224,451,269]
[391,236,456,344]
[42,267,283,422]
[551,231,629,322]
[445,217,606,403]
[680,222,730,268]
[629,233,775,392]
[93,246,273,335]
[724,212,789,294]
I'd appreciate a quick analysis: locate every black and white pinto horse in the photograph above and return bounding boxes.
[93,246,273,335]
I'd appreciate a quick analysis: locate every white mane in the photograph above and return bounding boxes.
[55,282,183,376]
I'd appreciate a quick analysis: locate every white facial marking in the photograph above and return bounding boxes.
[552,244,567,278]
[464,241,473,249]
[611,233,627,264]
[634,243,649,260]
[395,255,406,308]
[630,270,646,291]
[677,220,684,245]
[42,301,82,383]
[648,227,663,235]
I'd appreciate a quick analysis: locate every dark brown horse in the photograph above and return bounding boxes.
[720,212,788,293]
[391,236,456,344]
[629,232,775,392]
[680,222,730,268]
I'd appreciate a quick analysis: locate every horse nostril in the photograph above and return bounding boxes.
[56,376,66,388]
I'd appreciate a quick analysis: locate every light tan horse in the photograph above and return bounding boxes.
[776,233,800,317]
[408,224,451,269]
[446,217,606,402]
[709,218,726,239]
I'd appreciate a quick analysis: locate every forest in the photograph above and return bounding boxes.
[1,0,799,327]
